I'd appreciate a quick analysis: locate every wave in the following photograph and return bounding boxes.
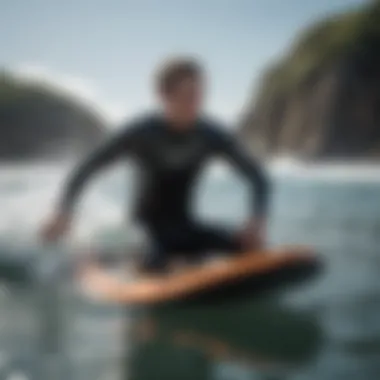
[0,164,126,245]
[270,157,380,183]
[205,157,380,184]
[0,159,379,246]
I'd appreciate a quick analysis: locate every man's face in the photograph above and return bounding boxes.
[160,77,204,126]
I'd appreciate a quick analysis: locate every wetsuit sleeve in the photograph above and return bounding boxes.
[58,125,139,214]
[215,129,271,219]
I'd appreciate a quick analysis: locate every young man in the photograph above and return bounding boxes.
[42,57,271,273]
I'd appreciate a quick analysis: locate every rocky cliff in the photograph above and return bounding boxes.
[240,0,380,160]
[0,71,105,161]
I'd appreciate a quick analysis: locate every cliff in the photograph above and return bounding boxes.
[240,0,380,160]
[0,71,105,161]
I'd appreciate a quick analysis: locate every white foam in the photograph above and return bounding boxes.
[203,157,380,184]
[270,157,380,183]
[7,372,29,380]
[0,164,124,245]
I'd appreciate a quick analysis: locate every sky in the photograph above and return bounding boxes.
[0,0,367,125]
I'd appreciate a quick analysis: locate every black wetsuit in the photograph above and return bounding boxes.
[60,113,270,271]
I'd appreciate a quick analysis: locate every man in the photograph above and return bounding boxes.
[42,57,271,273]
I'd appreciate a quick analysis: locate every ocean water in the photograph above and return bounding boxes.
[0,162,380,380]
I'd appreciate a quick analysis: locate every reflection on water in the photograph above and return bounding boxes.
[1,167,380,379]
[127,299,323,380]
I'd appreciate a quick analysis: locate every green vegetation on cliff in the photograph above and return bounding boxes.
[262,0,380,98]
[0,70,105,161]
[242,0,380,159]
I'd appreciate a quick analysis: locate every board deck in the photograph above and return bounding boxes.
[81,246,321,306]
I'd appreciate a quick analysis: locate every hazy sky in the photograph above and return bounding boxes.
[0,0,367,124]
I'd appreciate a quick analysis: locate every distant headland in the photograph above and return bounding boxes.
[0,70,105,162]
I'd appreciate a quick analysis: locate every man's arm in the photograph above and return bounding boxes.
[215,128,271,220]
[59,125,137,215]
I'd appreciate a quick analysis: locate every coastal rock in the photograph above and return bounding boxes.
[240,0,380,160]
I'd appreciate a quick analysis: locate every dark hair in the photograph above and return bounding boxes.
[156,57,203,94]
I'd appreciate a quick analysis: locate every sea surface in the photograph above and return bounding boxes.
[0,161,380,380]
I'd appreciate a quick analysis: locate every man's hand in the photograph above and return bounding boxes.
[239,218,266,250]
[41,211,71,243]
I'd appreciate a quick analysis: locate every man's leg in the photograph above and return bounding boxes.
[137,221,199,273]
[139,220,244,272]
[181,221,244,263]
[138,224,173,274]
[139,241,170,274]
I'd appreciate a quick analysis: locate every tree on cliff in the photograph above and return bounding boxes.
[0,70,105,161]
[241,0,380,160]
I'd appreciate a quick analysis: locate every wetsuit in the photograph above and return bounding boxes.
[60,113,270,272]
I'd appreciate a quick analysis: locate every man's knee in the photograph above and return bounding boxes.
[194,224,242,253]
[139,243,169,274]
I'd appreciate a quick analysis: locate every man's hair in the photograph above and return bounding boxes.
[155,57,203,94]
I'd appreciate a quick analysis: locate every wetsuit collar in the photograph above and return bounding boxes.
[157,111,201,134]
